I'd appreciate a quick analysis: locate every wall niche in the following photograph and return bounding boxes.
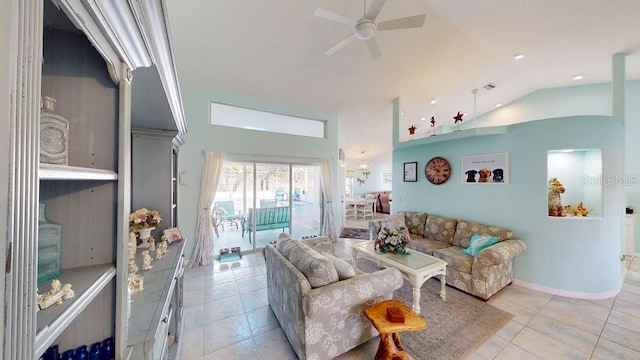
[547,149,602,218]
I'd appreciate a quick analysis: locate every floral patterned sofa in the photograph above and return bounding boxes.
[263,234,403,360]
[369,211,527,300]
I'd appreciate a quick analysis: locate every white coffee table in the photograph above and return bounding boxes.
[351,241,447,313]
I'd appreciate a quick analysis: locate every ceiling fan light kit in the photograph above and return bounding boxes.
[355,20,377,40]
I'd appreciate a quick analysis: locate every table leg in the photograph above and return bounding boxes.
[439,273,447,301]
[412,285,421,314]
[374,332,409,360]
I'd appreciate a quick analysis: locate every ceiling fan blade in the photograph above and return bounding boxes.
[313,8,357,27]
[365,0,387,21]
[366,38,382,60]
[324,33,357,56]
[377,14,426,31]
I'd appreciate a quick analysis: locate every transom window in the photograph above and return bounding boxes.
[210,102,325,138]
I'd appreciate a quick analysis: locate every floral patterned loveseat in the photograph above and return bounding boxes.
[263,234,403,360]
[369,211,527,300]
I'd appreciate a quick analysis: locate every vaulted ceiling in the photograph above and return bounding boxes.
[166,0,640,164]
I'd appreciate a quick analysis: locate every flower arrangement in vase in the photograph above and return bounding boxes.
[129,208,162,248]
[374,226,410,254]
[129,208,162,231]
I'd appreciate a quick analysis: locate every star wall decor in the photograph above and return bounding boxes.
[453,111,464,124]
[408,125,417,140]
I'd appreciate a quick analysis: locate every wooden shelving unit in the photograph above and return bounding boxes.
[3,1,186,359]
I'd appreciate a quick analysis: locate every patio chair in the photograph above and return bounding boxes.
[275,187,287,201]
[213,200,245,231]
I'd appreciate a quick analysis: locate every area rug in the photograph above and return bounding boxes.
[339,227,370,240]
[358,259,514,360]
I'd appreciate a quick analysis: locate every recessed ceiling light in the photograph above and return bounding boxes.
[514,54,525,60]
[495,103,503,108]
[420,117,426,121]
[401,111,404,116]
[573,74,585,80]
[430,99,437,105]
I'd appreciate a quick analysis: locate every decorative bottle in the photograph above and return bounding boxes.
[101,337,114,360]
[74,345,88,360]
[88,342,101,360]
[40,96,69,165]
[38,202,62,283]
[60,350,75,360]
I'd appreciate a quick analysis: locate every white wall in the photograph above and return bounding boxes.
[349,162,393,196]
[178,84,341,261]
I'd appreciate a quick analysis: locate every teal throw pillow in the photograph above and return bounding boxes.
[462,233,500,257]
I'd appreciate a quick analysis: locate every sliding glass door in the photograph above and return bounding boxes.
[213,161,321,255]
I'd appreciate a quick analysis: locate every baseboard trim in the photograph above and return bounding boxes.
[512,277,623,300]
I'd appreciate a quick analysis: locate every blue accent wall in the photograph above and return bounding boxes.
[392,116,624,294]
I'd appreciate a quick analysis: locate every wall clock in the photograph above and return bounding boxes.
[425,156,451,185]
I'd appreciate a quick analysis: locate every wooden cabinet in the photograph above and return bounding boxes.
[132,129,182,238]
[3,1,185,359]
[36,16,124,358]
[126,241,185,359]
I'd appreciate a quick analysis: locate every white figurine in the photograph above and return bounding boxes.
[128,273,144,293]
[128,258,138,274]
[155,242,164,260]
[37,278,71,310]
[142,250,153,271]
[128,232,137,259]
[49,279,61,295]
[148,235,156,252]
[61,283,74,300]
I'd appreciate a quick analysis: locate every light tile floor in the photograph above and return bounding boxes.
[180,219,640,359]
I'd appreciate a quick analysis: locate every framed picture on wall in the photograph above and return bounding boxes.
[461,153,509,184]
[383,173,392,184]
[403,162,418,182]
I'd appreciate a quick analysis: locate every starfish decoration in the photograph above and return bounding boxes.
[453,111,464,124]
[408,125,417,135]
[430,117,436,127]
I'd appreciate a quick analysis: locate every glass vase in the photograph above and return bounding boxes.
[38,202,61,283]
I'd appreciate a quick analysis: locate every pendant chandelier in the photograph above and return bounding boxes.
[345,169,355,178]
[357,151,371,178]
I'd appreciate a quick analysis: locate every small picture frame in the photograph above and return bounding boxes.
[383,173,392,184]
[403,162,418,182]
[163,227,184,244]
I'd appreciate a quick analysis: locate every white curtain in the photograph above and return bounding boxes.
[189,151,224,267]
[320,158,338,241]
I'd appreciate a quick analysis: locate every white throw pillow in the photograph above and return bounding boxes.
[323,252,356,280]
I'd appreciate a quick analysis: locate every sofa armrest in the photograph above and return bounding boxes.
[368,219,384,240]
[302,267,403,319]
[301,236,335,253]
[474,239,527,267]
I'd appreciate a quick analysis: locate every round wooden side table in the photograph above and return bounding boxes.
[364,299,427,360]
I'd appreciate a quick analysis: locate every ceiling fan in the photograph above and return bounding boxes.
[313,0,426,59]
